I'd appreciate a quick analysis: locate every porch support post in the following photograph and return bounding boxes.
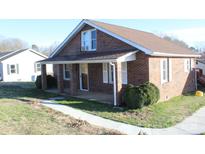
[41,64,47,90]
[70,64,78,95]
[115,62,123,106]
[57,64,64,93]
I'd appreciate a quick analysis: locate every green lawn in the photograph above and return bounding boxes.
[58,91,205,128]
[2,82,205,130]
[0,82,58,100]
[0,82,120,135]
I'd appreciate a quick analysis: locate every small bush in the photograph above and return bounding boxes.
[124,82,160,109]
[35,75,42,89]
[35,75,57,89]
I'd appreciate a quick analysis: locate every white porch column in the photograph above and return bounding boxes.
[115,62,123,106]
[110,62,123,106]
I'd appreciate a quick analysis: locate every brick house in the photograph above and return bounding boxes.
[39,19,200,106]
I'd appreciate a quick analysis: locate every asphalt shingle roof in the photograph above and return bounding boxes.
[88,20,198,56]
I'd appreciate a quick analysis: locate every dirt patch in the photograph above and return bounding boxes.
[22,100,122,135]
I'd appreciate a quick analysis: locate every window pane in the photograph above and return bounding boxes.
[91,30,96,39]
[82,31,90,51]
[10,65,15,69]
[37,67,41,72]
[11,70,16,73]
[91,40,96,49]
[65,71,70,79]
[64,64,70,79]
[162,60,168,81]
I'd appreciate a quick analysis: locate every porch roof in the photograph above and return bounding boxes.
[39,50,137,64]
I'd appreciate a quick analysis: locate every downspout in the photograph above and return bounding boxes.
[109,62,117,106]
[194,68,198,90]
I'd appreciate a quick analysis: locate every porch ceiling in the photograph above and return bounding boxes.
[39,50,137,64]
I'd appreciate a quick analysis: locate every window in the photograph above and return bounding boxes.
[102,63,108,83]
[184,59,191,72]
[63,64,71,80]
[160,59,172,84]
[81,29,96,51]
[121,62,128,84]
[91,30,96,49]
[35,63,41,72]
[10,65,16,74]
[7,64,19,75]
[102,62,128,85]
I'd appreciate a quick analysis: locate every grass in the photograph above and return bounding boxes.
[58,91,205,128]
[0,82,58,100]
[2,82,205,130]
[0,82,121,135]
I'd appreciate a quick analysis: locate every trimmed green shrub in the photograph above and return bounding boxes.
[124,82,160,109]
[35,75,42,89]
[35,75,57,89]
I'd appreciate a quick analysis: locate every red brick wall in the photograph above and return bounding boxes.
[149,57,196,101]
[127,52,149,85]
[58,24,135,56]
[55,64,80,90]
[88,63,113,94]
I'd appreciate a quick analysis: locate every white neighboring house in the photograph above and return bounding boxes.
[196,59,205,75]
[0,48,53,82]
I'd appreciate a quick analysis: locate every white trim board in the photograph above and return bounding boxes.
[49,19,200,58]
[151,52,201,58]
[40,52,137,64]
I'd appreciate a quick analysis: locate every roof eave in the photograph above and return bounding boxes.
[39,51,137,64]
[39,59,118,65]
[151,51,201,58]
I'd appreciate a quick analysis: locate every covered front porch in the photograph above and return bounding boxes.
[46,88,113,104]
[39,51,137,106]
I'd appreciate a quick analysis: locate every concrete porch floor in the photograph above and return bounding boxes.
[46,89,113,105]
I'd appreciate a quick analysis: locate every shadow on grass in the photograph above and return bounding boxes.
[0,82,123,113]
[57,97,128,113]
[0,83,58,101]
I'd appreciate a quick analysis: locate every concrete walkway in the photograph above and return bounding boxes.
[40,100,205,135]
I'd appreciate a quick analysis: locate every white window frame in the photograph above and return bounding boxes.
[184,58,191,73]
[121,62,128,84]
[102,62,128,85]
[160,59,169,84]
[102,63,108,83]
[81,29,97,51]
[9,64,17,74]
[35,63,41,72]
[63,64,71,80]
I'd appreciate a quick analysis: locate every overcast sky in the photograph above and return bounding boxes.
[0,19,205,48]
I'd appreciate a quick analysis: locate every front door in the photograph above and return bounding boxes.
[79,63,89,91]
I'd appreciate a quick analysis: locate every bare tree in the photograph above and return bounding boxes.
[39,41,60,56]
[0,38,28,52]
[31,44,40,51]
[161,35,189,48]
